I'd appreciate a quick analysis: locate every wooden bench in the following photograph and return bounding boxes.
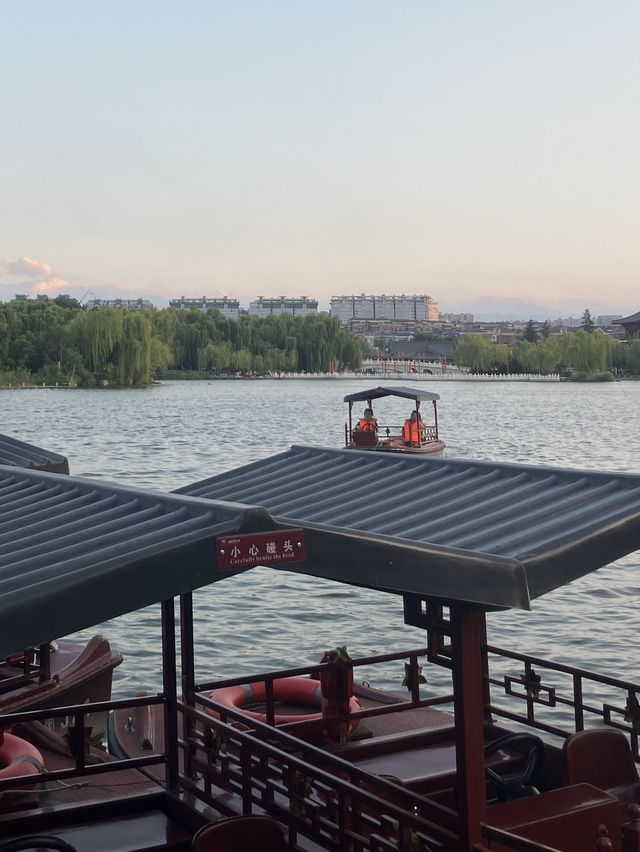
[351,430,378,448]
[0,792,204,852]
[487,783,621,852]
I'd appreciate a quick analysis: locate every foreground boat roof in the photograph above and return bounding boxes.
[0,432,69,474]
[343,385,440,403]
[1,445,639,656]
[0,464,274,658]
[178,446,640,611]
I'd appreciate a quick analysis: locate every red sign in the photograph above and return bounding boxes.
[217,529,306,571]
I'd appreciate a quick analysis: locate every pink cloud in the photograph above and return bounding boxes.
[0,256,72,293]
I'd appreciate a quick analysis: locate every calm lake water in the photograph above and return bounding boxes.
[2,378,639,698]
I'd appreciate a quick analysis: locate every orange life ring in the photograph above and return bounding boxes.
[207,677,361,729]
[0,732,45,786]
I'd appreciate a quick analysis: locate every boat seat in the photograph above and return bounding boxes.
[191,815,287,851]
[0,838,78,852]
[563,728,640,815]
[488,783,621,852]
[351,430,378,448]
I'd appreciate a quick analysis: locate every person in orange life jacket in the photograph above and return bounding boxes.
[355,408,378,433]
[403,410,424,446]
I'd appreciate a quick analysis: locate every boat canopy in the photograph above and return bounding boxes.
[0,464,275,658]
[343,386,440,403]
[179,446,640,612]
[1,444,640,657]
[0,433,69,475]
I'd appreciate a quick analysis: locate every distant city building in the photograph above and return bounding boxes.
[330,294,438,325]
[345,318,450,337]
[86,298,153,310]
[439,312,474,323]
[169,296,239,319]
[551,316,582,328]
[597,314,622,328]
[388,339,456,362]
[248,296,318,318]
[12,293,49,302]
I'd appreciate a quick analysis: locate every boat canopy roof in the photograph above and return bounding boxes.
[1,444,640,656]
[0,433,69,475]
[179,446,640,612]
[343,386,440,403]
[0,464,274,658]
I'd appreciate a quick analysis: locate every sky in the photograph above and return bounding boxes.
[1,1,639,319]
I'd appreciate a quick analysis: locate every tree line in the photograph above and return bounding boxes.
[455,329,640,378]
[0,298,363,387]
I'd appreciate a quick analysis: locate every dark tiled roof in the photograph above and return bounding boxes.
[0,433,69,474]
[616,311,640,324]
[179,446,640,610]
[0,465,274,657]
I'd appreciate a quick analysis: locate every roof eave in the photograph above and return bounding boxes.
[272,519,532,610]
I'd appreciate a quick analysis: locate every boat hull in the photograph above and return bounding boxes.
[348,439,446,456]
[0,635,123,737]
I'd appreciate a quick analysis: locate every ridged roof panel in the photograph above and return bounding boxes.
[178,446,640,609]
[0,433,69,474]
[0,465,274,657]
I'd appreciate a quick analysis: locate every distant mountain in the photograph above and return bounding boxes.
[438,296,636,323]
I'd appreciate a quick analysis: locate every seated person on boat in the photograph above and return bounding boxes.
[403,411,425,446]
[354,408,378,434]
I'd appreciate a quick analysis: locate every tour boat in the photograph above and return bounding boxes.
[0,636,122,739]
[344,385,445,455]
[0,447,639,852]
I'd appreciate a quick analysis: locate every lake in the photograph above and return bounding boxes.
[1,377,639,697]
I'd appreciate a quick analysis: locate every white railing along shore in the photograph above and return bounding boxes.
[274,372,561,381]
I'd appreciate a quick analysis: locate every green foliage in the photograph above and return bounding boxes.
[0,302,363,385]
[521,320,538,343]
[618,340,640,373]
[457,326,629,378]
[561,329,615,375]
[413,333,447,342]
[0,367,33,387]
[513,336,561,374]
[581,308,595,334]
[454,335,508,373]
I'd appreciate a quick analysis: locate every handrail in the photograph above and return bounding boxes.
[180,699,460,851]
[485,644,640,759]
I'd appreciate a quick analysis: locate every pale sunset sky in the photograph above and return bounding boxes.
[1,2,638,317]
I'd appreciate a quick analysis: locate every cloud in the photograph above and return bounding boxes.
[0,256,73,295]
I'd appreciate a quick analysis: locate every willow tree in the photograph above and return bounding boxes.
[562,329,614,375]
[66,308,125,373]
[114,311,153,385]
[198,341,232,372]
[454,334,495,372]
[172,312,210,370]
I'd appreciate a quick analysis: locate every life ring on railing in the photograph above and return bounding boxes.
[207,677,361,730]
[0,731,45,787]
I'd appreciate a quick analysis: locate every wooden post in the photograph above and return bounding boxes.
[180,592,197,779]
[161,597,179,790]
[451,604,488,849]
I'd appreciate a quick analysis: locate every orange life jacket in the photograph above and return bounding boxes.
[358,418,377,432]
[403,418,423,446]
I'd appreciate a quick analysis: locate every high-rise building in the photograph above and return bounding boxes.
[169,296,239,319]
[248,296,318,318]
[330,294,438,325]
[86,298,153,310]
